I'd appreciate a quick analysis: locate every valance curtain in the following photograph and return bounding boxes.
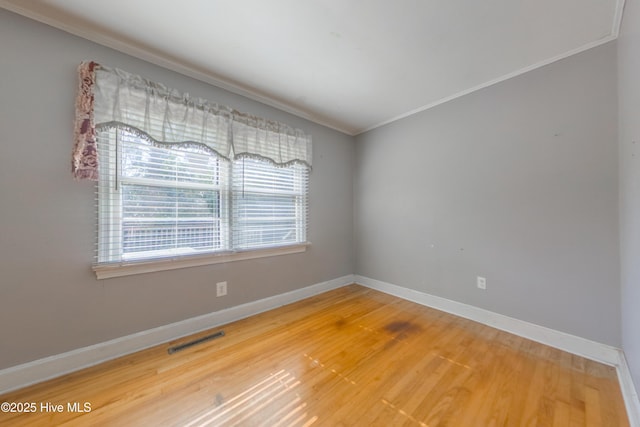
[72,61,312,180]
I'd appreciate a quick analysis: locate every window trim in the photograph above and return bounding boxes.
[95,130,310,279]
[100,130,231,263]
[93,242,310,280]
[230,157,308,250]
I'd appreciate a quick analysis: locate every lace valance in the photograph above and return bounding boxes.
[72,61,312,180]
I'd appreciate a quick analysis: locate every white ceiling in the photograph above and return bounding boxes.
[1,0,625,135]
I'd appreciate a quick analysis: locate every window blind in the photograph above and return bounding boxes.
[232,158,309,250]
[97,130,308,265]
[97,130,229,263]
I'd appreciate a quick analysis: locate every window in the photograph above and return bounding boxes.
[232,158,308,249]
[97,130,309,266]
[72,62,312,278]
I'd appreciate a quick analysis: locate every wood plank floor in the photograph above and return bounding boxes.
[0,285,629,426]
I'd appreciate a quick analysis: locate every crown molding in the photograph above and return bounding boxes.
[0,1,356,136]
[2,0,626,137]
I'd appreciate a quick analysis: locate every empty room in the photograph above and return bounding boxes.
[0,0,639,426]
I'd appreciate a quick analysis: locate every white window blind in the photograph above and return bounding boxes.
[98,130,229,263]
[232,158,308,250]
[97,130,308,265]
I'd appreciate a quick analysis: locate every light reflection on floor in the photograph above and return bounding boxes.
[381,398,429,427]
[183,369,317,426]
[304,353,357,385]
[182,323,470,426]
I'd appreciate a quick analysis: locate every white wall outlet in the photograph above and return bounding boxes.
[216,281,227,297]
[477,276,487,290]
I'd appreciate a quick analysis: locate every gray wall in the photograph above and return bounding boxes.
[0,6,629,374]
[619,0,640,388]
[354,43,620,345]
[0,9,354,370]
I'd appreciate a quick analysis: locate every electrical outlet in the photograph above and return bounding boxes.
[477,276,487,290]
[216,281,227,297]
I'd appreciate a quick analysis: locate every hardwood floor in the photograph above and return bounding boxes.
[0,285,629,426]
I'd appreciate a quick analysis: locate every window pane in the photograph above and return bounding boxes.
[233,193,299,248]
[97,129,308,265]
[122,185,220,219]
[120,133,221,186]
[121,185,222,259]
[232,158,308,249]
[238,163,297,192]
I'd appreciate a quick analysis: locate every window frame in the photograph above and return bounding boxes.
[231,157,308,250]
[94,129,309,279]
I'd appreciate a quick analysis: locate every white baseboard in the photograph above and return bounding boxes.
[355,275,619,365]
[617,351,640,427]
[0,274,355,395]
[3,273,638,426]
[355,275,640,426]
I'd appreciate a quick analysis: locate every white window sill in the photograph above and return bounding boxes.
[93,243,310,280]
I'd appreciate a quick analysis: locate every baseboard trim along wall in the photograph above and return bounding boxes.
[354,274,640,426]
[2,274,639,425]
[618,351,640,427]
[0,274,355,395]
